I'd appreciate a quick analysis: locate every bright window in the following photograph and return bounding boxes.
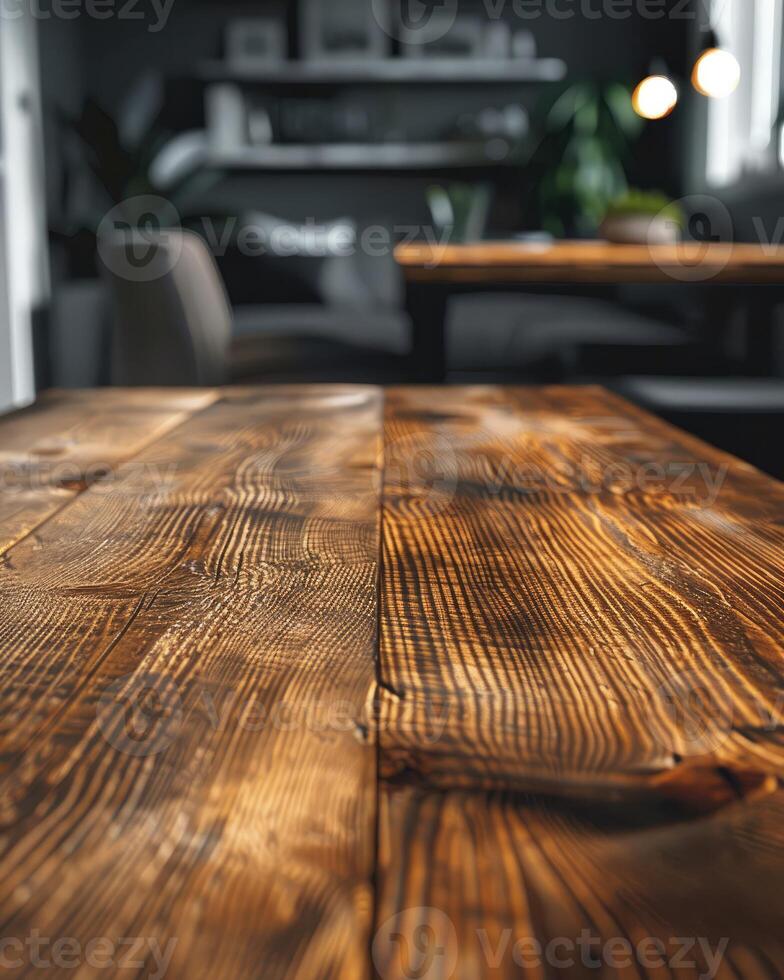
[705,0,784,187]
[0,7,46,411]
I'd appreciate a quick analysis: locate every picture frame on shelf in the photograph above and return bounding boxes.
[225,18,287,71]
[400,13,485,59]
[300,0,391,62]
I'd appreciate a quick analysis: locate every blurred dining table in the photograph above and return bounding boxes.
[395,239,784,380]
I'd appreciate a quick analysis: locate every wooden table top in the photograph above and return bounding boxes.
[1,385,783,978]
[395,239,784,284]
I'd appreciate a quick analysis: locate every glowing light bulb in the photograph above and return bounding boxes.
[632,75,679,120]
[692,47,741,98]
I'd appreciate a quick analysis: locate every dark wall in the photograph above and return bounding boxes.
[74,0,691,101]
[70,0,691,195]
[40,0,694,236]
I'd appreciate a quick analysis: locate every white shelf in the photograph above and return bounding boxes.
[207,140,523,171]
[199,58,567,85]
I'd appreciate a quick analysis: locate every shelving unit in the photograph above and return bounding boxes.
[199,48,566,175]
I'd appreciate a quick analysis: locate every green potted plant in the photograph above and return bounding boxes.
[523,82,643,237]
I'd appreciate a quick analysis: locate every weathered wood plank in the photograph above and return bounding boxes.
[376,385,784,979]
[0,388,217,556]
[0,385,381,979]
[379,385,784,790]
[375,784,784,980]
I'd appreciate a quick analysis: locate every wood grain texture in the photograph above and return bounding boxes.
[395,240,784,283]
[379,385,784,789]
[377,385,784,979]
[4,384,784,979]
[0,388,216,556]
[0,385,381,979]
[375,785,784,980]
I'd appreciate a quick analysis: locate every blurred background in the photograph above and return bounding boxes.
[2,0,784,475]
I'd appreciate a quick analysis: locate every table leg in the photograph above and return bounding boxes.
[405,281,449,383]
[744,289,782,376]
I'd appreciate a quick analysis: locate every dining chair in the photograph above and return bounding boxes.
[102,229,411,386]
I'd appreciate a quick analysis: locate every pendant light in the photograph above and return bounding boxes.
[632,60,678,121]
[692,29,741,99]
